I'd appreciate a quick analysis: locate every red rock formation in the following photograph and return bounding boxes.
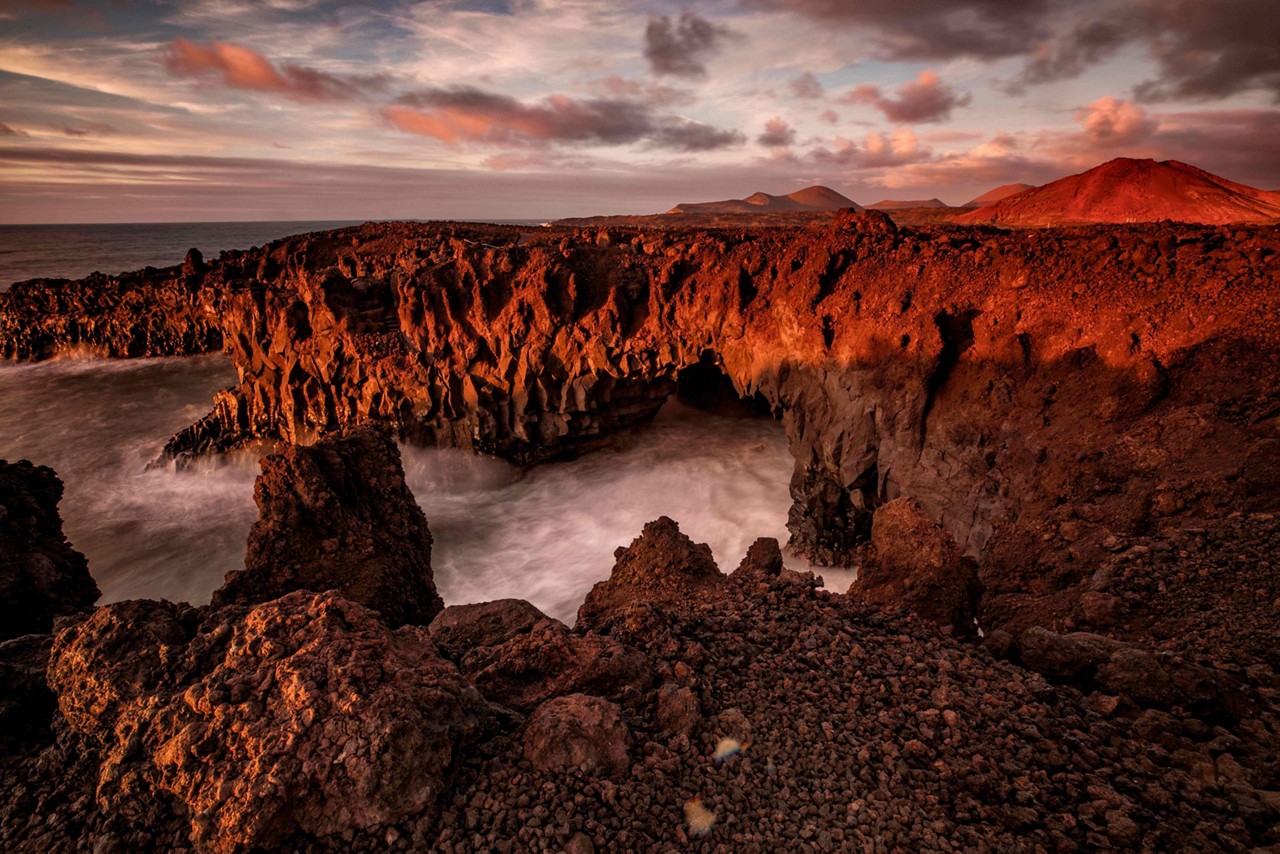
[577,516,726,630]
[958,158,1280,225]
[213,425,442,627]
[2,217,1278,641]
[0,459,98,639]
[47,591,491,853]
[850,497,980,635]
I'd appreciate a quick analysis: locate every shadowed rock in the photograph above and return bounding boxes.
[523,694,631,777]
[213,426,442,627]
[0,459,98,640]
[429,599,549,661]
[48,591,490,853]
[577,517,725,630]
[849,497,980,635]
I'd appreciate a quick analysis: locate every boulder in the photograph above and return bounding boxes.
[429,599,549,661]
[214,426,442,627]
[849,498,980,635]
[48,591,490,853]
[523,694,631,777]
[459,618,650,712]
[0,459,98,640]
[577,517,725,630]
[831,207,898,235]
[731,537,785,579]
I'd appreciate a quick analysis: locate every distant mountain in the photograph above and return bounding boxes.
[957,158,1280,226]
[668,185,861,214]
[961,183,1036,209]
[867,199,948,210]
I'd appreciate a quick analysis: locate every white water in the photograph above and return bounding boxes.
[0,356,851,622]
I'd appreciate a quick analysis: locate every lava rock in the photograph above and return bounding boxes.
[48,591,491,853]
[577,517,725,630]
[0,459,98,640]
[523,694,631,777]
[214,426,443,627]
[429,599,549,661]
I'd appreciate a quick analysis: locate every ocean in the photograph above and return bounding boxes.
[0,221,839,622]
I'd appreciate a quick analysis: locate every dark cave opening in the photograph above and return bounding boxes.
[674,350,774,419]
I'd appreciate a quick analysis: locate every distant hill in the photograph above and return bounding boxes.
[961,183,1036,209]
[957,159,1280,226]
[867,199,948,210]
[669,185,861,215]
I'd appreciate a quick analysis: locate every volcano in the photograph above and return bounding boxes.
[668,185,860,214]
[957,158,1280,226]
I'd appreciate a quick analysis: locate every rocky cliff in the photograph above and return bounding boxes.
[2,216,1278,637]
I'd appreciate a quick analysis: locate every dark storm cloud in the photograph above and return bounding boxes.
[1006,18,1130,93]
[1135,0,1280,102]
[644,12,734,78]
[741,0,1055,60]
[386,87,743,151]
[840,71,971,124]
[788,72,823,99]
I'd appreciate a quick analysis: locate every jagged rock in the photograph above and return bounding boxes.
[831,207,898,234]
[0,459,98,640]
[47,591,490,853]
[577,517,726,630]
[429,598,549,661]
[732,537,784,578]
[458,618,650,712]
[522,694,631,777]
[849,497,981,635]
[213,426,442,627]
[0,634,55,753]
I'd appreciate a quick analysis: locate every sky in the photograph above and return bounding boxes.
[1,0,1279,222]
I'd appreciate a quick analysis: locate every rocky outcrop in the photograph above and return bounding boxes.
[47,591,491,853]
[0,459,98,640]
[522,694,631,777]
[0,634,56,753]
[428,598,550,660]
[2,219,1278,641]
[849,497,981,635]
[213,426,442,627]
[577,516,726,630]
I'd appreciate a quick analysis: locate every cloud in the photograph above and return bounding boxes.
[789,72,823,99]
[0,123,22,136]
[1075,97,1157,145]
[644,12,734,78]
[1135,0,1280,102]
[840,70,971,123]
[590,75,694,107]
[808,128,931,168]
[757,117,796,147]
[741,0,1053,60]
[1005,19,1129,93]
[163,38,384,102]
[384,87,744,151]
[819,109,839,124]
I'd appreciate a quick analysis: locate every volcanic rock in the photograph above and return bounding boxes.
[849,497,980,635]
[961,182,1036,208]
[213,426,442,627]
[429,598,549,661]
[577,516,726,630]
[0,634,56,753]
[0,459,98,640]
[731,536,785,579]
[457,617,650,712]
[522,694,631,777]
[47,591,491,853]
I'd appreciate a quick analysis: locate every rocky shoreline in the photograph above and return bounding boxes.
[2,423,1279,851]
[1,214,1279,850]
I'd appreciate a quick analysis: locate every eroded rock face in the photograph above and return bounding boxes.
[213,426,442,627]
[850,497,981,635]
[3,220,1279,638]
[577,516,726,630]
[0,459,98,640]
[429,598,549,661]
[47,591,490,853]
[458,617,650,713]
[522,694,631,777]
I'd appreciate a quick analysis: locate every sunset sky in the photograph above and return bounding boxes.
[2,0,1278,222]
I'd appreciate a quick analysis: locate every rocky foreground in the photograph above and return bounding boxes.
[2,428,1279,852]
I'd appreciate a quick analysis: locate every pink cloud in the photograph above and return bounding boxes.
[1075,96,1158,145]
[840,70,971,124]
[163,38,377,102]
